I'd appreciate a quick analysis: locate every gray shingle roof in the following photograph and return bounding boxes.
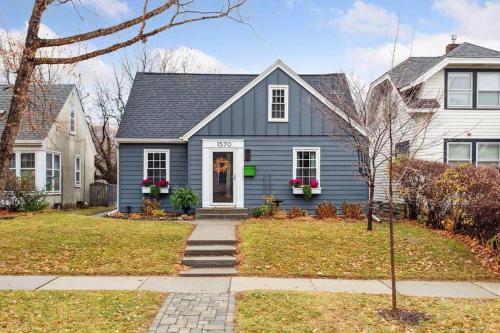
[117,72,354,139]
[0,84,74,140]
[386,42,500,88]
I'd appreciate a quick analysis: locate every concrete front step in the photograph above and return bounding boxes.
[182,256,237,268]
[185,245,236,256]
[187,239,236,246]
[179,267,237,277]
[196,214,248,220]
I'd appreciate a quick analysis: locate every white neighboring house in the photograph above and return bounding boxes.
[0,84,96,207]
[368,41,500,202]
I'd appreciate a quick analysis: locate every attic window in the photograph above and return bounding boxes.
[70,104,76,135]
[268,85,289,122]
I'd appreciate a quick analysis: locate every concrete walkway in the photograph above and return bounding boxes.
[0,276,498,298]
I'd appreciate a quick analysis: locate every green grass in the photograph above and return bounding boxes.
[238,219,498,280]
[65,206,115,216]
[0,211,193,275]
[0,291,164,332]
[236,290,500,333]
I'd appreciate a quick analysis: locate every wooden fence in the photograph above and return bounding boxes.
[89,182,117,207]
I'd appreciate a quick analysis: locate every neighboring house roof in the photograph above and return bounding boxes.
[0,84,74,141]
[117,61,358,140]
[386,42,500,89]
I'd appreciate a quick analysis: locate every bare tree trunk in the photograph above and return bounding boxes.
[0,1,44,195]
[367,181,375,231]
[388,109,397,311]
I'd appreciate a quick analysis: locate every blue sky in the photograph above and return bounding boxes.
[1,0,500,84]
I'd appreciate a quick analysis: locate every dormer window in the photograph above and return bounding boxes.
[268,85,289,122]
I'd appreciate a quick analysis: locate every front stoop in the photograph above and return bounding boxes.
[180,223,239,277]
[195,208,248,220]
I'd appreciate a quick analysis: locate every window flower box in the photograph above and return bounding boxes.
[292,187,321,195]
[142,186,170,194]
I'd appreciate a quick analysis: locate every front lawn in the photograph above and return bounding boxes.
[0,291,164,332]
[236,291,500,333]
[0,212,193,275]
[238,219,498,280]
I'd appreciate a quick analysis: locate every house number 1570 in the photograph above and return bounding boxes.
[217,141,232,148]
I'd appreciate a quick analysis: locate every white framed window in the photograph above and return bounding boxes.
[477,143,500,167]
[70,104,76,135]
[9,153,16,178]
[46,152,61,192]
[292,147,320,186]
[19,152,36,186]
[447,72,472,108]
[268,85,289,122]
[75,155,81,188]
[477,72,500,108]
[143,149,170,184]
[447,142,472,165]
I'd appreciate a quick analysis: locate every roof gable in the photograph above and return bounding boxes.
[116,60,364,140]
[0,84,74,141]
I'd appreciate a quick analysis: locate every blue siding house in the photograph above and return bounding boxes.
[116,60,368,213]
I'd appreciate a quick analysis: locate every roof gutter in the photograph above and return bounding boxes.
[115,138,186,144]
[14,140,43,146]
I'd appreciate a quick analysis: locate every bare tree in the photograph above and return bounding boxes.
[87,46,222,184]
[0,0,247,194]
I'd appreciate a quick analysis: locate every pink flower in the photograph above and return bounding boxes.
[155,179,169,188]
[142,178,153,187]
[310,179,319,188]
[288,178,302,187]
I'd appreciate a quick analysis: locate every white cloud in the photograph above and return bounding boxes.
[81,0,129,18]
[434,0,500,39]
[329,0,411,38]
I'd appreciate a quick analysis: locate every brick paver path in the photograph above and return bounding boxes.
[148,293,235,333]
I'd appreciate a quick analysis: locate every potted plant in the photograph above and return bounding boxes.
[288,178,302,188]
[142,178,170,194]
[291,178,321,196]
[170,186,199,214]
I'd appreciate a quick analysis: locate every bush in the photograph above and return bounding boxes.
[315,202,337,219]
[170,186,199,214]
[3,175,47,212]
[250,205,269,218]
[143,198,161,216]
[393,159,426,219]
[287,207,307,219]
[342,202,363,219]
[302,185,313,200]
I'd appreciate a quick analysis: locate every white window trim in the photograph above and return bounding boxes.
[476,72,500,109]
[268,84,289,122]
[74,155,81,188]
[143,149,170,181]
[70,103,76,135]
[447,142,472,164]
[46,152,62,193]
[447,72,473,108]
[476,142,500,167]
[292,147,321,185]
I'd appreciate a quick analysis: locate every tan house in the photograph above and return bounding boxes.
[0,84,96,207]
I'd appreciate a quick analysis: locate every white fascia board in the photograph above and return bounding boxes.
[181,59,367,139]
[399,57,500,91]
[115,138,186,144]
[15,140,43,146]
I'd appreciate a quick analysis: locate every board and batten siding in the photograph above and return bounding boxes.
[373,68,500,202]
[188,136,368,211]
[118,143,188,212]
[189,68,367,211]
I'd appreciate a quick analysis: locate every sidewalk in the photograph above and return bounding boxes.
[0,275,498,298]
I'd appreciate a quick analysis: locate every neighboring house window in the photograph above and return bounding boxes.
[143,149,169,183]
[75,155,81,188]
[20,152,36,186]
[268,85,289,122]
[70,104,76,134]
[293,147,320,186]
[46,153,61,192]
[477,143,500,167]
[477,72,500,108]
[395,140,410,159]
[9,154,16,177]
[447,142,472,165]
[447,72,472,108]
